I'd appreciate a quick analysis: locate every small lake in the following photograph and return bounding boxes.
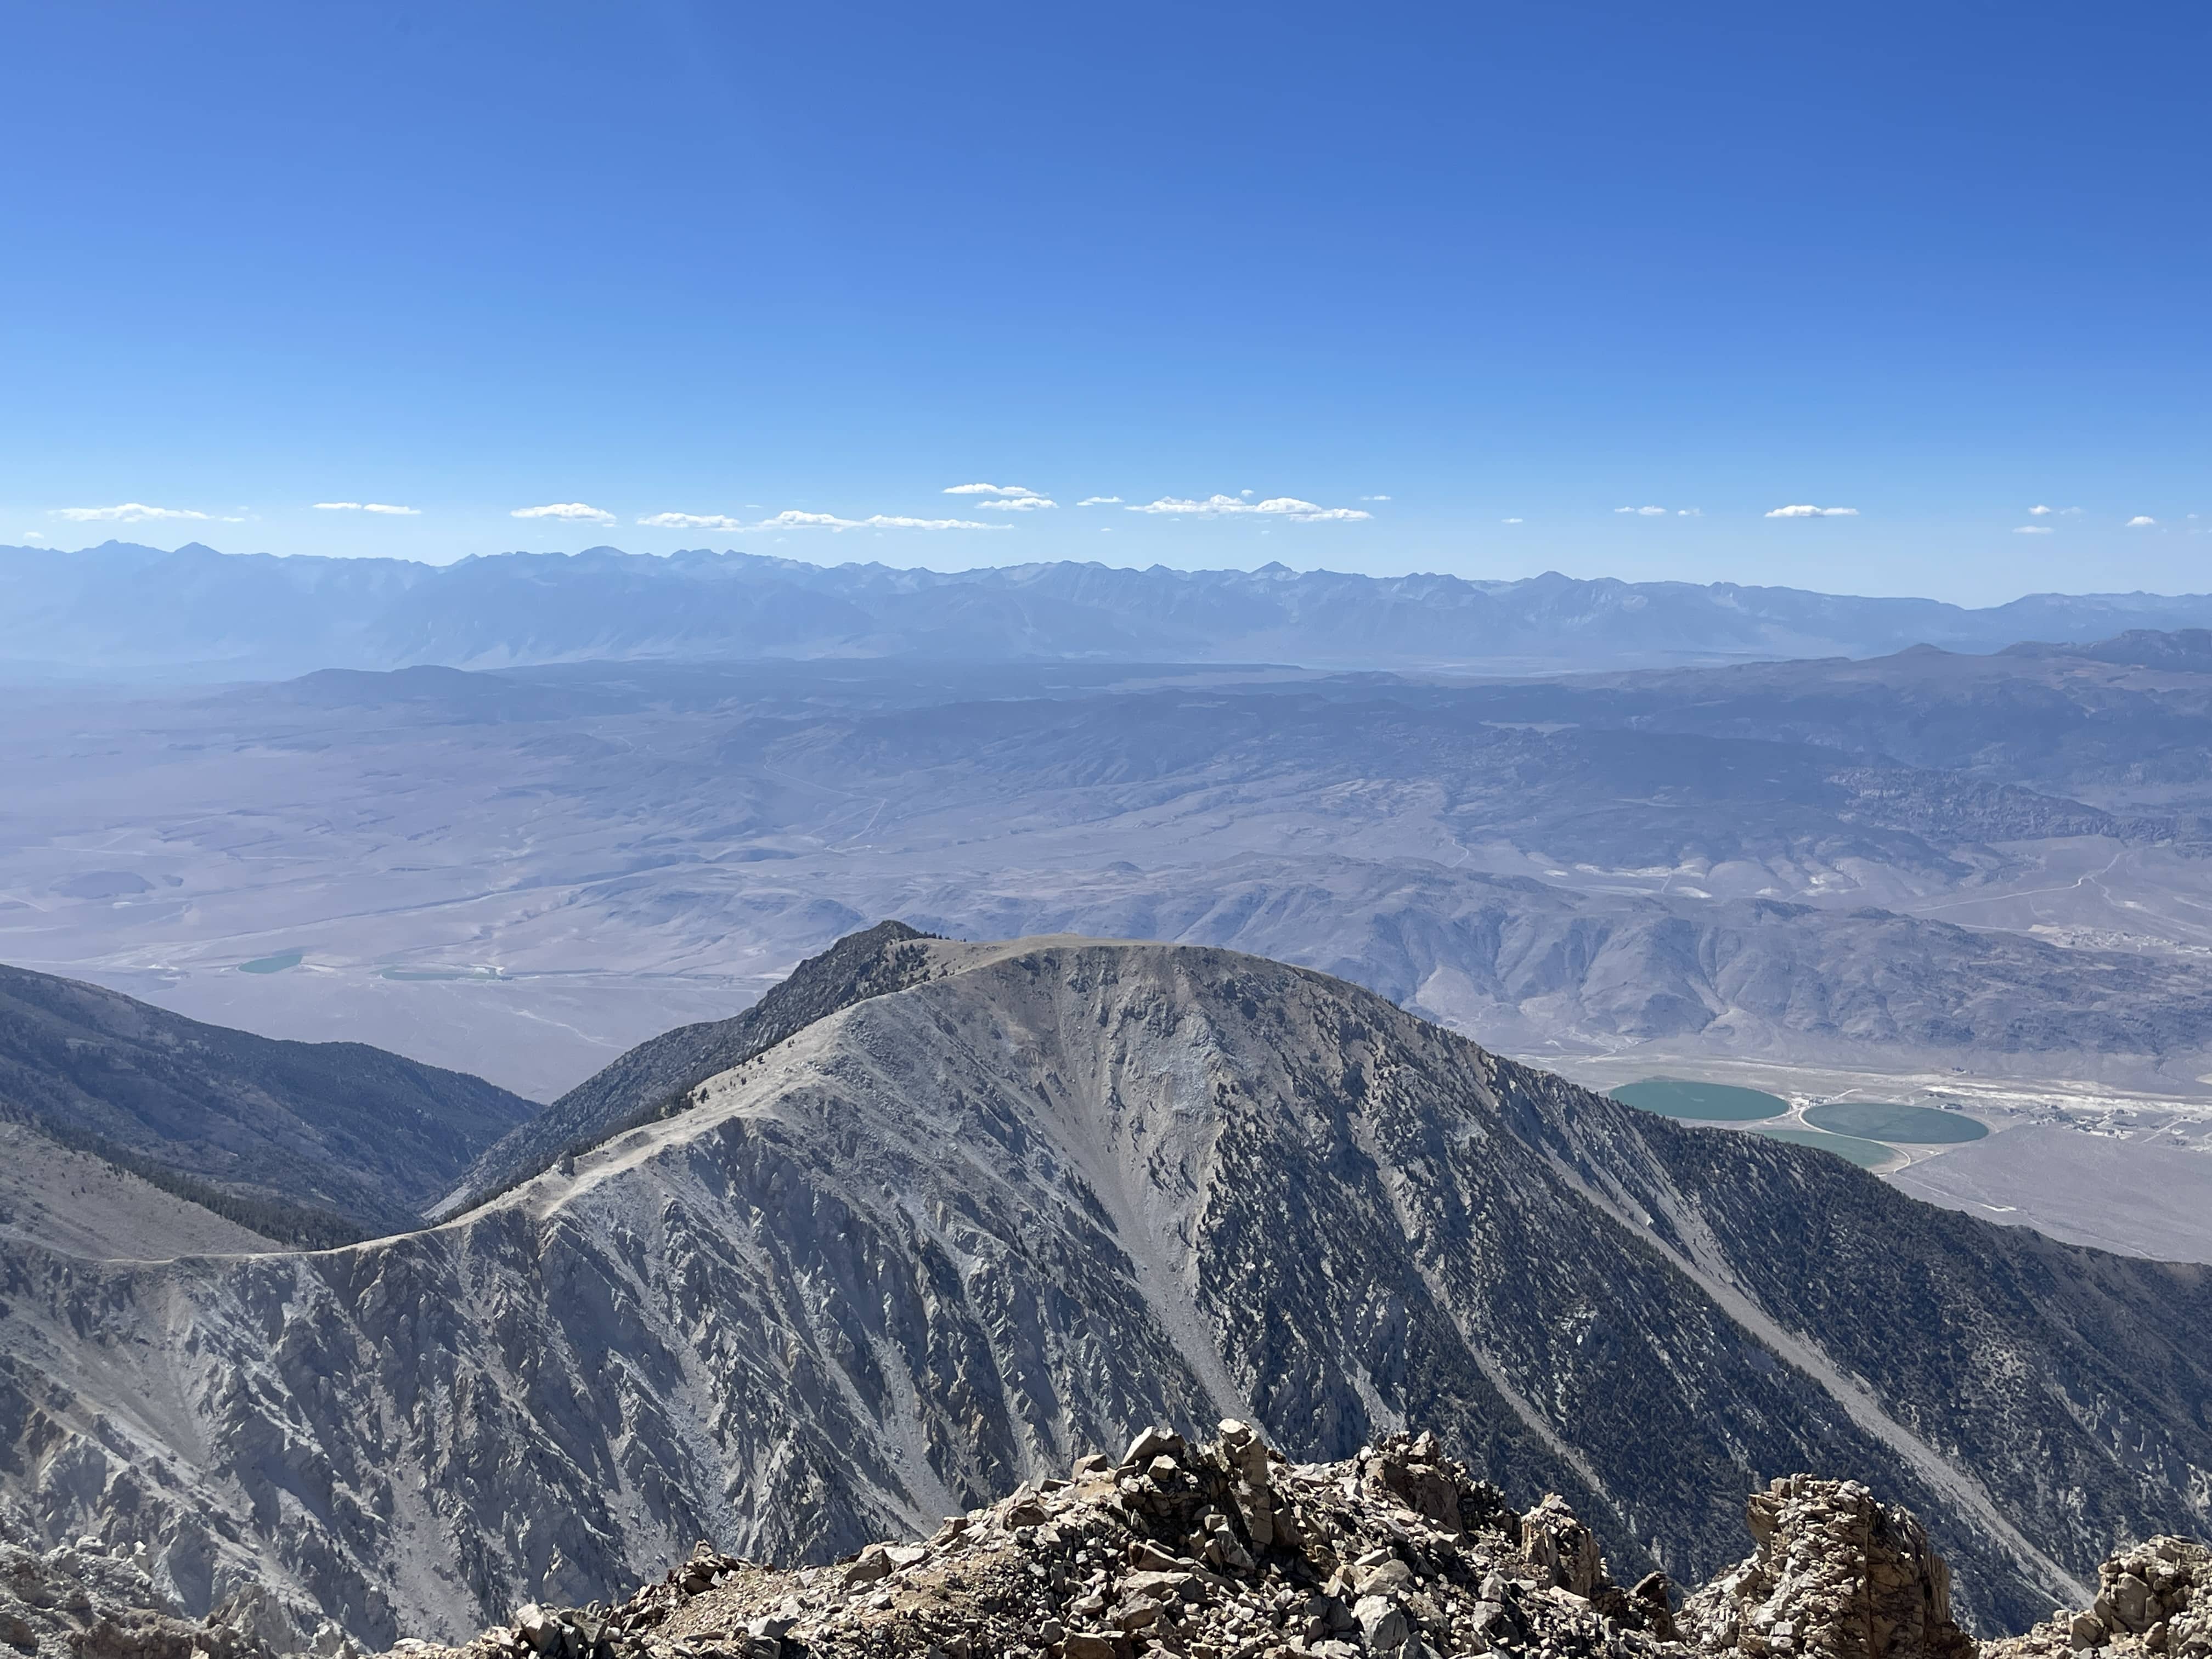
[1752,1126,1893,1169]
[1611,1077,1787,1122]
[1805,1102,1989,1143]
[238,950,303,974]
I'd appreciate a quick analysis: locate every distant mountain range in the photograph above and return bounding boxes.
[10,540,2212,678]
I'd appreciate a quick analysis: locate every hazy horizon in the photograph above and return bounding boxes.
[17,533,2212,612]
[7,4,2207,606]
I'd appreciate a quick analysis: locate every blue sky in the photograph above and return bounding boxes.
[2,1,2205,603]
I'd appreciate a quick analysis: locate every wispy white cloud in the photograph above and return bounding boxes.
[2028,504,2053,516]
[314,501,420,515]
[1359,494,1392,503]
[2126,515,2158,527]
[1764,504,1859,518]
[1615,505,1667,516]
[637,512,749,531]
[1126,494,1371,522]
[762,510,1006,532]
[1678,508,1702,517]
[977,495,1057,511]
[1501,517,1525,524]
[512,502,617,524]
[1077,496,1123,506]
[2012,525,2055,535]
[637,507,1014,533]
[943,482,1035,497]
[54,503,210,523]
[20,531,44,540]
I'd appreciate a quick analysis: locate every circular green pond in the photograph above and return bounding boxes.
[1751,1126,1894,1169]
[1610,1078,1787,1122]
[238,950,304,974]
[1805,1102,1989,1144]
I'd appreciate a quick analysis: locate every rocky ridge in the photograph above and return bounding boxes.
[1681,1477,1974,1659]
[0,936,2205,1646]
[437,922,935,1215]
[400,1424,1984,1659]
[0,1516,318,1659]
[1993,1539,2211,1659]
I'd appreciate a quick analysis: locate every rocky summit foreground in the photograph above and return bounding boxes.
[7,1426,2203,1659]
[416,1425,2011,1659]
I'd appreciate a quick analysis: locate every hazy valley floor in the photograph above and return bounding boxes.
[8,658,2212,1258]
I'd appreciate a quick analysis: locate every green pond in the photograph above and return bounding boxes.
[1751,1126,1893,1169]
[238,950,303,974]
[1805,1102,1989,1143]
[1610,1077,1787,1122]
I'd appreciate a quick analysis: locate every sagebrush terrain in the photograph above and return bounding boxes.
[8,635,2212,1257]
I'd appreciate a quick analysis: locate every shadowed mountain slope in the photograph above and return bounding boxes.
[0,934,2202,1652]
[0,962,537,1235]
[0,1115,278,1259]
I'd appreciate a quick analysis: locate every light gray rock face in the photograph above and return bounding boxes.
[1989,1536,2212,1659]
[0,1514,323,1659]
[0,937,2204,1648]
[1680,1476,1975,1659]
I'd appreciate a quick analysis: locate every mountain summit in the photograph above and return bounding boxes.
[0,932,2203,1646]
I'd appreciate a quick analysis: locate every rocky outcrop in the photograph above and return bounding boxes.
[1682,1477,1975,1659]
[390,1426,1663,1659]
[437,922,936,1214]
[386,1427,1982,1659]
[0,1517,328,1659]
[1988,1539,2211,1659]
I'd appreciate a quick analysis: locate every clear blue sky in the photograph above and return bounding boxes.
[3,1,2205,603]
